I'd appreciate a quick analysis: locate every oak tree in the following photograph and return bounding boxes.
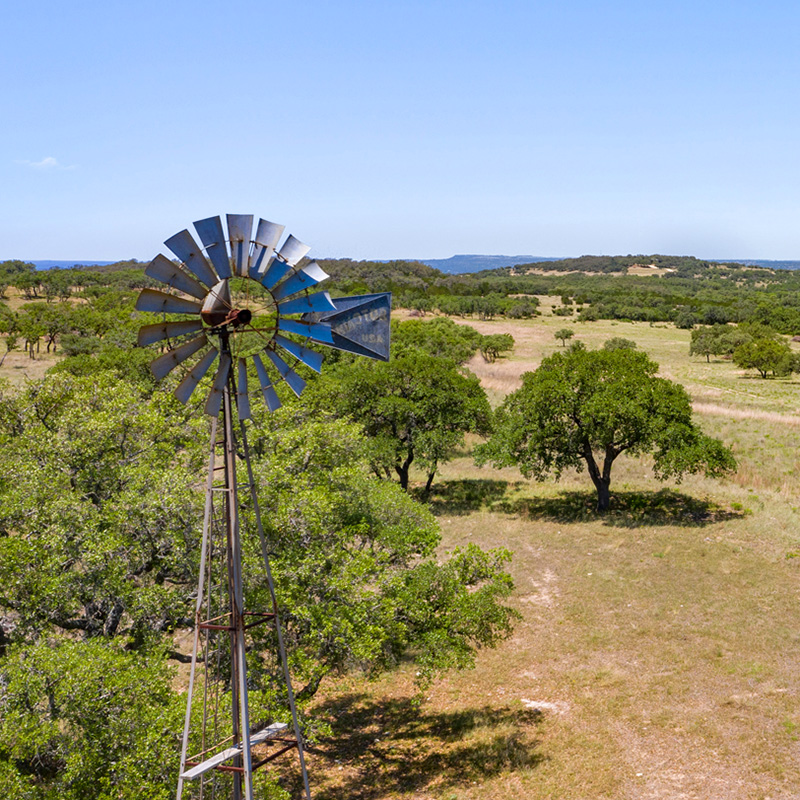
[476,348,735,511]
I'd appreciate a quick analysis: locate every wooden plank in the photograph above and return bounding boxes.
[181,723,288,780]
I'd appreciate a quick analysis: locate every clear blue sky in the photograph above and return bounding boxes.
[2,0,800,261]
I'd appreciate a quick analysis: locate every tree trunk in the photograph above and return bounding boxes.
[395,445,414,492]
[422,466,437,499]
[583,444,617,512]
[595,480,611,511]
[396,466,409,491]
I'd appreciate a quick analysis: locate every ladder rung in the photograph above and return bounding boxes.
[181,724,289,780]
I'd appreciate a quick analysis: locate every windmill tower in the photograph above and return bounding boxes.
[135,215,391,800]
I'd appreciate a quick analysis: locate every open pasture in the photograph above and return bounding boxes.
[312,312,800,800]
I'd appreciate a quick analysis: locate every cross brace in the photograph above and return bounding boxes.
[181,723,289,780]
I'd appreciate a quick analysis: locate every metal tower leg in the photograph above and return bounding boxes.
[222,373,254,800]
[238,420,313,800]
[175,332,312,800]
[178,418,218,800]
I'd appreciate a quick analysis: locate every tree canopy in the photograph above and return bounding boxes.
[0,367,516,797]
[306,350,492,494]
[476,348,736,511]
[733,338,793,378]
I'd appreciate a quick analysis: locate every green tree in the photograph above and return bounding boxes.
[733,338,793,378]
[480,333,515,362]
[602,337,637,351]
[0,374,203,644]
[0,333,18,366]
[12,271,41,300]
[306,351,492,494]
[476,348,735,511]
[505,298,538,318]
[245,409,517,695]
[17,312,45,358]
[674,309,698,329]
[0,640,182,799]
[391,317,482,364]
[40,269,73,302]
[0,307,18,336]
[554,328,575,346]
[719,327,753,355]
[689,326,722,362]
[22,301,71,352]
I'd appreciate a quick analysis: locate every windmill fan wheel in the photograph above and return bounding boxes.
[135,213,391,418]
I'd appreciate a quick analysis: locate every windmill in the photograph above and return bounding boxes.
[135,215,391,800]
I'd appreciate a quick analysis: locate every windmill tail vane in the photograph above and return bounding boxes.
[136,215,390,800]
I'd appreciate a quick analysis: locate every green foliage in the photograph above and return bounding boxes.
[391,317,482,364]
[17,312,45,358]
[688,323,785,366]
[674,309,698,329]
[52,344,156,388]
[0,306,18,335]
[388,543,518,685]
[0,640,181,799]
[480,333,515,362]
[0,334,17,366]
[476,348,735,511]
[320,258,447,297]
[0,260,37,281]
[554,328,574,346]
[602,337,637,351]
[0,374,203,644]
[305,350,492,493]
[243,410,517,696]
[505,298,538,318]
[733,338,793,378]
[59,333,102,356]
[19,254,800,337]
[0,369,517,796]
[689,325,725,361]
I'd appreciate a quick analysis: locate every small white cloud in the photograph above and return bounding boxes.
[32,156,59,169]
[16,156,76,170]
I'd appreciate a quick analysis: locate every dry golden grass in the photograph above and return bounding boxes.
[0,346,60,385]
[310,315,800,800]
[627,266,675,276]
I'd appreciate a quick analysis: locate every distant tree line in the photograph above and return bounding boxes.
[8,252,800,341]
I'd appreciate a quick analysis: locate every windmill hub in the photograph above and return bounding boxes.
[203,306,253,331]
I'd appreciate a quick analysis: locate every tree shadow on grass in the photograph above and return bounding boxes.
[418,478,520,516]
[494,488,746,528]
[305,694,545,799]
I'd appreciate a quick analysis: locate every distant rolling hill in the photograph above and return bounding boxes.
[417,255,561,273]
[422,256,800,274]
[31,260,119,270]
[715,259,800,270]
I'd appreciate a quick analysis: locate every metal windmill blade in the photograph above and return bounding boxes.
[136,214,390,418]
[135,214,393,800]
[248,218,285,278]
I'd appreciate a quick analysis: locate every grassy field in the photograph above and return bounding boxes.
[309,310,800,800]
[3,305,800,799]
